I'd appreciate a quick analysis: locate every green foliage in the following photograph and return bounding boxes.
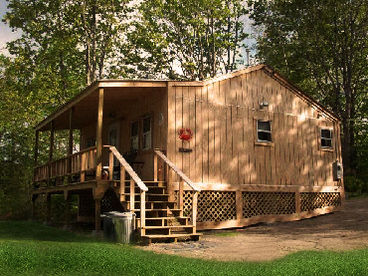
[1,221,368,275]
[127,0,248,80]
[344,176,368,194]
[0,0,132,218]
[248,0,368,180]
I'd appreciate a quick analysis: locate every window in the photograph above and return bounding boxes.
[142,116,152,150]
[257,120,272,142]
[86,137,95,148]
[130,121,139,151]
[321,128,333,148]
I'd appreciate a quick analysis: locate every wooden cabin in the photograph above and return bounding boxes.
[32,64,344,243]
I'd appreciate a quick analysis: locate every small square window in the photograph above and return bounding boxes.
[257,120,272,142]
[321,129,333,148]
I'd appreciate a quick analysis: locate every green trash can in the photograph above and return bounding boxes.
[102,211,136,243]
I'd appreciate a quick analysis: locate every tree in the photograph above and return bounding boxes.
[127,0,248,80]
[5,0,132,85]
[248,0,368,176]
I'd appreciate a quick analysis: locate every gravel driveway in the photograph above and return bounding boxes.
[140,197,368,261]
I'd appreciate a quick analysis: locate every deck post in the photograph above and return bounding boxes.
[67,108,73,183]
[153,152,158,182]
[64,191,70,227]
[120,167,126,202]
[167,166,175,202]
[130,179,135,211]
[96,88,104,181]
[48,121,54,186]
[80,152,86,182]
[34,130,39,166]
[178,178,184,216]
[95,198,101,231]
[140,191,146,236]
[31,194,37,220]
[108,151,114,180]
[192,191,198,233]
[34,130,39,183]
[46,193,51,224]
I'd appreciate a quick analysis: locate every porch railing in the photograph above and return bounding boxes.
[34,146,97,183]
[153,149,201,231]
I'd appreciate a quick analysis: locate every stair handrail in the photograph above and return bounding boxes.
[106,145,148,236]
[154,150,201,192]
[107,145,148,192]
[154,149,200,232]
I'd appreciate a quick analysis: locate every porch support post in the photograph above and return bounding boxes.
[48,121,54,186]
[49,121,54,161]
[34,130,39,166]
[94,198,101,231]
[46,193,51,224]
[31,194,38,220]
[68,108,73,183]
[96,88,104,181]
[33,130,39,183]
[64,191,71,228]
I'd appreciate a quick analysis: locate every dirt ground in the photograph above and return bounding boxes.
[140,197,368,262]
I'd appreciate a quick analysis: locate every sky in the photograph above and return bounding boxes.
[0,0,21,55]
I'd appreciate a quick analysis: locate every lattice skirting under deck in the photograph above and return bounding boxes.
[300,192,341,212]
[175,190,342,226]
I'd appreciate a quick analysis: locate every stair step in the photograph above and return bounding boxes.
[142,217,188,221]
[124,186,166,193]
[132,208,181,212]
[124,194,170,202]
[143,225,194,229]
[130,201,176,210]
[124,193,169,196]
[142,233,202,244]
[137,216,189,227]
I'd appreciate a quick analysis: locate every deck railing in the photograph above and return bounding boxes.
[154,149,200,231]
[33,145,148,235]
[34,146,97,183]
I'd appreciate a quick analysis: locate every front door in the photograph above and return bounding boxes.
[129,115,153,180]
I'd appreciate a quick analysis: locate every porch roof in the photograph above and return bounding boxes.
[36,80,168,131]
[35,64,340,131]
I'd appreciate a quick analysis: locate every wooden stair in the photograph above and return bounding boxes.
[122,181,201,244]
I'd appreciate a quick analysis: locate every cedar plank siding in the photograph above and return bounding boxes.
[167,69,340,189]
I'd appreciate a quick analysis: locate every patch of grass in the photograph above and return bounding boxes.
[0,221,368,275]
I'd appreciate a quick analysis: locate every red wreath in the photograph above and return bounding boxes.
[178,128,193,141]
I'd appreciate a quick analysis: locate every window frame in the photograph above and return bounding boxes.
[256,120,272,143]
[320,127,333,150]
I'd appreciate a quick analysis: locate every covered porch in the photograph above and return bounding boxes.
[33,80,169,184]
[32,80,169,230]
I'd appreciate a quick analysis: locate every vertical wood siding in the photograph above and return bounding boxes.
[167,70,341,188]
